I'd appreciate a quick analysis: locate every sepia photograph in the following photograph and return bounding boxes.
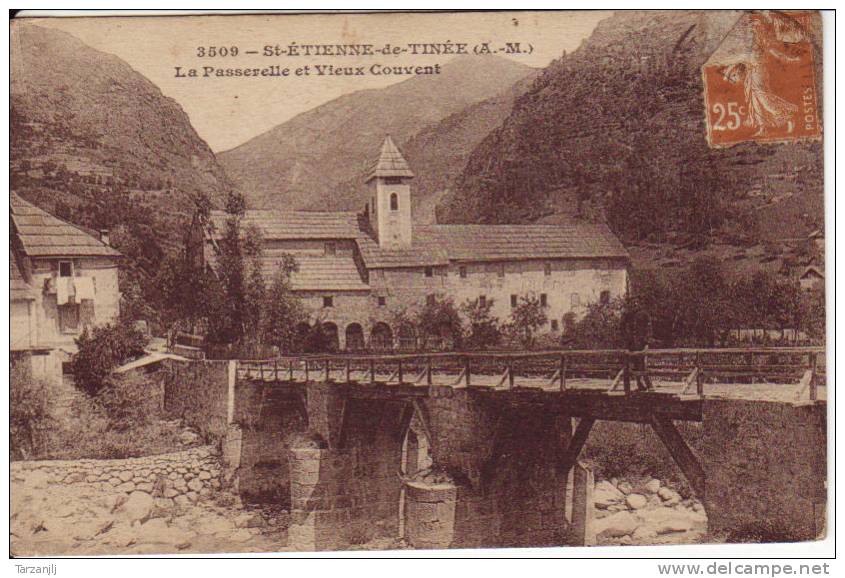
[6,7,831,562]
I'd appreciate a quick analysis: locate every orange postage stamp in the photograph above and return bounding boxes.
[702,10,821,147]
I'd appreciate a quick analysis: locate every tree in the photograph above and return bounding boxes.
[506,295,548,349]
[415,297,463,350]
[71,322,149,395]
[262,256,306,352]
[461,297,501,350]
[798,285,825,343]
[11,364,53,459]
[568,298,625,349]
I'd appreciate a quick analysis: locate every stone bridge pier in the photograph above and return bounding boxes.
[223,378,826,550]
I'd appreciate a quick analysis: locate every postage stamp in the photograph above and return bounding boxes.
[702,10,822,147]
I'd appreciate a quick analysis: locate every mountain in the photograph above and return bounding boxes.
[436,11,824,270]
[11,22,233,322]
[218,55,536,214]
[10,23,230,255]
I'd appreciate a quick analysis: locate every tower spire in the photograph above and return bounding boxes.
[365,135,414,183]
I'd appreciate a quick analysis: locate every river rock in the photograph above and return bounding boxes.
[658,487,682,506]
[626,494,648,510]
[617,480,633,495]
[594,481,624,509]
[116,491,154,524]
[594,511,638,539]
[644,479,661,493]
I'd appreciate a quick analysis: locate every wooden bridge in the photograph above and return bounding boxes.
[220,345,827,547]
[237,346,825,402]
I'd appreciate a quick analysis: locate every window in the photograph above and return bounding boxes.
[551,319,559,331]
[426,294,436,306]
[58,303,80,332]
[544,262,552,276]
[479,295,487,308]
[510,294,518,308]
[390,193,399,211]
[59,261,73,278]
[459,265,467,278]
[600,290,611,305]
[498,264,505,278]
[570,293,580,308]
[540,293,548,307]
[323,296,334,308]
[377,296,386,307]
[425,266,433,278]
[324,241,336,256]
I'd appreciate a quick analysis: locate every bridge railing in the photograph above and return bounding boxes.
[235,346,825,400]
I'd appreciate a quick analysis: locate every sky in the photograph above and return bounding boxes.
[34,11,609,152]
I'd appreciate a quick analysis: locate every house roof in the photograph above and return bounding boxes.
[208,210,360,240]
[365,136,414,182]
[356,223,630,268]
[10,193,122,258]
[258,256,370,292]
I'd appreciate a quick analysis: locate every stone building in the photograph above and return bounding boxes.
[199,137,629,351]
[10,193,122,383]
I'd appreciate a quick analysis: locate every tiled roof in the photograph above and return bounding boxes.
[207,253,370,292]
[355,231,450,268]
[10,193,121,258]
[365,136,414,182]
[357,223,629,267]
[208,210,360,240]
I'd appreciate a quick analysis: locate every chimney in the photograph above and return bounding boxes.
[99,229,110,246]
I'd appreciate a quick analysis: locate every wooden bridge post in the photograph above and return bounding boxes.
[560,354,567,391]
[695,351,703,396]
[324,359,330,382]
[809,352,818,401]
[622,352,631,394]
[398,359,404,384]
[426,356,433,385]
[273,359,278,381]
[464,355,471,387]
[369,358,376,384]
[260,362,265,382]
[289,359,295,382]
[304,360,310,382]
[508,359,515,389]
[345,358,351,383]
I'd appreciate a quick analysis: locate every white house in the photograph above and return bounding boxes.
[10,193,122,384]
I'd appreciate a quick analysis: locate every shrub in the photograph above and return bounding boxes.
[71,321,148,395]
[10,364,53,460]
[461,297,501,350]
[94,372,158,432]
[505,295,548,349]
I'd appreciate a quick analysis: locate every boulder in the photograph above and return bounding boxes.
[594,511,638,539]
[179,430,200,446]
[632,525,657,542]
[235,512,266,529]
[658,487,682,506]
[594,481,624,509]
[116,491,154,524]
[617,480,633,495]
[229,528,253,542]
[118,471,134,483]
[644,479,661,494]
[187,478,203,493]
[626,494,648,510]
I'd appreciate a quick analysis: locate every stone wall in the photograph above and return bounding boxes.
[285,390,407,550]
[420,388,571,549]
[700,399,826,541]
[161,358,230,440]
[10,446,222,508]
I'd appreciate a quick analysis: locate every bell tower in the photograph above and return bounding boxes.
[366,136,414,248]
